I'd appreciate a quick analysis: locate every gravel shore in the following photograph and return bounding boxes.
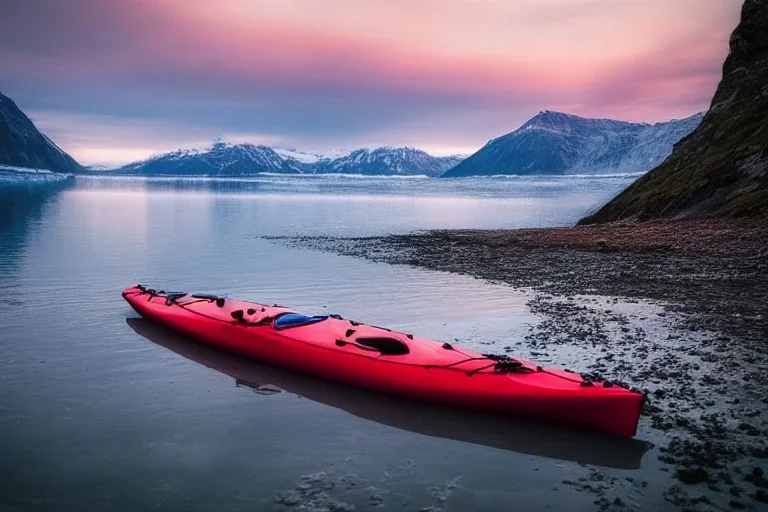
[279,219,767,342]
[269,219,768,511]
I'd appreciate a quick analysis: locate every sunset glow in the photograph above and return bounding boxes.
[1,0,741,165]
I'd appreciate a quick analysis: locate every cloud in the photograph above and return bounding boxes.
[1,0,742,164]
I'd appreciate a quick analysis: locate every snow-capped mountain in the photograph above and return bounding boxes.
[314,147,463,177]
[116,140,308,175]
[0,92,83,173]
[115,143,463,176]
[441,111,704,177]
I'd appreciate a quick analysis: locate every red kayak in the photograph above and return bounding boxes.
[123,285,645,437]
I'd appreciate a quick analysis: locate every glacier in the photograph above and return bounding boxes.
[0,164,73,190]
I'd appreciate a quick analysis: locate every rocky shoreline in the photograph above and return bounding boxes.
[279,219,767,343]
[269,219,768,511]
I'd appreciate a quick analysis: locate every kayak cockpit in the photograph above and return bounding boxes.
[350,337,410,355]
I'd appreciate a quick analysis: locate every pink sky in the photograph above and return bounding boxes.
[1,0,742,165]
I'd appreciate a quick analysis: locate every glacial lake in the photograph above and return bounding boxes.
[1,173,663,512]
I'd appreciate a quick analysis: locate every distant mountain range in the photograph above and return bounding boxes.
[114,142,464,177]
[441,111,704,177]
[0,92,83,173]
[1,89,705,179]
[112,109,700,178]
[314,147,464,177]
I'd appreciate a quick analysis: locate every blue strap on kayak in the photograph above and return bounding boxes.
[274,313,329,330]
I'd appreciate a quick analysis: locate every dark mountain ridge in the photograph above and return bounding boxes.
[580,0,768,223]
[0,92,83,173]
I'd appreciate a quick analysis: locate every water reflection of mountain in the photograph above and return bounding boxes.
[76,175,271,195]
[0,184,69,282]
[75,173,645,203]
[76,174,416,196]
[126,317,649,470]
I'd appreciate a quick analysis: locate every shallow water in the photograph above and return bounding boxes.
[0,174,664,511]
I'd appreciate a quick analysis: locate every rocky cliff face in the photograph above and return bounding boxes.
[0,92,83,173]
[580,0,768,223]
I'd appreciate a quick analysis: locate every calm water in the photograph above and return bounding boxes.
[1,174,659,512]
